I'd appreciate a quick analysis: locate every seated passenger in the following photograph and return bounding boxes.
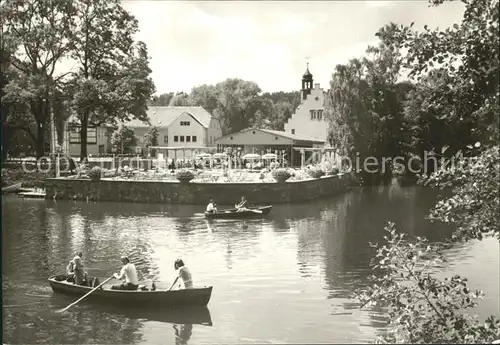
[111,256,139,290]
[169,259,193,290]
[206,198,217,214]
[66,252,88,285]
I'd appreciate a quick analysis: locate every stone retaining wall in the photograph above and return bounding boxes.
[44,174,353,205]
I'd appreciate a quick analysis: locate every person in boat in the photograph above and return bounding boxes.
[111,256,139,290]
[206,198,218,214]
[66,252,88,285]
[169,259,193,290]
[235,196,249,212]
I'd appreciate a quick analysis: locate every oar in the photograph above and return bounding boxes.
[55,275,114,313]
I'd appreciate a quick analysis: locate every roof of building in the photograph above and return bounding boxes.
[125,106,214,128]
[218,127,325,145]
[302,62,313,79]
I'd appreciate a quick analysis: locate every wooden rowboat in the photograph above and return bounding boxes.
[205,205,272,219]
[48,275,212,308]
[2,182,22,194]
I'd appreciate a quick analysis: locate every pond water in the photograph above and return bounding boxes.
[2,185,499,344]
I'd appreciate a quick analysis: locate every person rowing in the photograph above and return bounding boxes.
[235,196,249,212]
[111,256,139,290]
[169,259,193,290]
[206,198,218,214]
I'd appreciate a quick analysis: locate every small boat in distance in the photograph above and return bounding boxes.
[48,275,212,308]
[205,205,272,219]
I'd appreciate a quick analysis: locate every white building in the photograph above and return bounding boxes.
[126,106,223,157]
[284,64,329,143]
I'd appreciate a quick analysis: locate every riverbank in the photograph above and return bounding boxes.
[44,173,353,204]
[1,166,51,189]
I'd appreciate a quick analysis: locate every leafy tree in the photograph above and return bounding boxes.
[376,0,499,151]
[357,223,500,344]
[66,0,155,160]
[150,92,175,106]
[169,92,190,106]
[188,85,219,114]
[1,0,75,158]
[111,126,137,154]
[325,40,409,184]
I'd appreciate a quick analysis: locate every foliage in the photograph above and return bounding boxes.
[175,169,194,183]
[88,166,102,181]
[111,126,137,154]
[150,92,175,106]
[325,39,409,185]
[376,0,499,152]
[1,0,75,158]
[356,222,500,344]
[66,0,155,159]
[420,145,500,242]
[143,126,159,148]
[271,168,292,183]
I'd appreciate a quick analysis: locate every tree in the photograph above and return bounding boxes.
[357,223,500,344]
[376,0,499,151]
[1,0,75,158]
[67,0,155,160]
[111,126,137,155]
[325,40,409,185]
[188,85,219,114]
[150,92,175,106]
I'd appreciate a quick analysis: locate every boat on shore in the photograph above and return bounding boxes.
[48,275,212,308]
[205,205,272,219]
[2,182,22,194]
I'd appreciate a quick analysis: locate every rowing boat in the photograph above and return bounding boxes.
[205,205,272,219]
[48,275,212,307]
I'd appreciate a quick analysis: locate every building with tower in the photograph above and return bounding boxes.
[284,63,329,143]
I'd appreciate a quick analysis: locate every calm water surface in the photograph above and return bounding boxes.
[2,185,499,344]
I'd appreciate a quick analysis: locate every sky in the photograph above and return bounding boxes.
[119,0,466,94]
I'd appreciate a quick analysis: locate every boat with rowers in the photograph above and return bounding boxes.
[48,274,212,308]
[204,205,272,219]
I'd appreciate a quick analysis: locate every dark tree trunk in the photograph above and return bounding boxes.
[35,120,46,158]
[79,110,89,161]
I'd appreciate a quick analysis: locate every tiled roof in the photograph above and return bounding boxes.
[125,106,213,128]
[243,128,325,143]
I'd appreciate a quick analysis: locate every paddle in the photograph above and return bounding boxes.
[55,275,114,313]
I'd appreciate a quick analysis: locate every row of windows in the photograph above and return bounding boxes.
[180,121,190,126]
[310,109,324,120]
[69,127,98,144]
[174,135,197,143]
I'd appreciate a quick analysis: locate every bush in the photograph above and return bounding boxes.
[88,167,102,181]
[175,169,194,183]
[307,168,325,179]
[272,168,292,183]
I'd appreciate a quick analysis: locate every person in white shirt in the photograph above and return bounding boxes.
[169,259,193,290]
[111,256,139,290]
[206,198,217,214]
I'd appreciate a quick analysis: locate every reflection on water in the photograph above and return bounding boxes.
[3,185,499,344]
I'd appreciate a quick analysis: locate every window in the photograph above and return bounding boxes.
[164,135,168,144]
[180,121,190,126]
[186,136,191,142]
[69,126,97,144]
[174,135,179,142]
[180,136,185,142]
[291,129,295,134]
[192,135,197,142]
[317,110,323,120]
[310,110,315,120]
